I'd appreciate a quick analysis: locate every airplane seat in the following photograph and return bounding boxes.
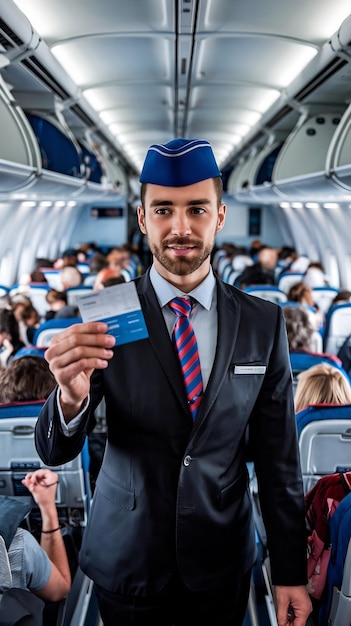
[12,344,47,359]
[9,283,52,319]
[223,269,241,286]
[33,317,82,347]
[296,404,351,492]
[83,273,97,286]
[65,285,93,307]
[311,286,339,315]
[289,351,349,384]
[323,303,351,355]
[0,399,94,626]
[258,406,351,626]
[277,272,304,294]
[244,285,288,304]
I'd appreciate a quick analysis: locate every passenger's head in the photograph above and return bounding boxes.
[282,306,314,351]
[0,309,21,346]
[46,289,68,309]
[257,246,279,270]
[60,265,83,289]
[294,363,351,413]
[0,356,56,403]
[287,281,314,306]
[137,138,226,282]
[330,290,351,308]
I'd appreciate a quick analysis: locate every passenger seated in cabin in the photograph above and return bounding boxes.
[287,281,325,334]
[282,306,324,354]
[0,308,25,368]
[54,248,83,290]
[93,267,124,290]
[303,262,329,288]
[100,274,126,288]
[17,303,41,344]
[60,265,83,290]
[234,245,278,289]
[0,355,56,403]
[337,334,351,381]
[1,468,71,604]
[44,289,79,320]
[294,363,351,413]
[329,289,351,309]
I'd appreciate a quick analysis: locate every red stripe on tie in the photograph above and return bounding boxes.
[169,297,203,419]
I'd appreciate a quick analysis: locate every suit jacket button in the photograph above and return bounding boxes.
[183,455,192,466]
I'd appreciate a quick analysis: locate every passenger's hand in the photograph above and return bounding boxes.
[22,468,59,509]
[275,585,312,626]
[44,322,115,414]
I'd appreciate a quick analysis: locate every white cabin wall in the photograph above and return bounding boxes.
[69,203,128,250]
[217,196,284,249]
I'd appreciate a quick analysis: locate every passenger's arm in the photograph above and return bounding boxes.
[44,321,115,422]
[22,468,71,602]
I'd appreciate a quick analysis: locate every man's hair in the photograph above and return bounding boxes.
[0,356,56,403]
[140,176,223,208]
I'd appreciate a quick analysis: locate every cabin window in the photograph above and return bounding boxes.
[248,207,261,236]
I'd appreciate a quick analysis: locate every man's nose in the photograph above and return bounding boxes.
[171,214,192,235]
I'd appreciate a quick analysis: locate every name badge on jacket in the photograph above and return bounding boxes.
[234,365,266,374]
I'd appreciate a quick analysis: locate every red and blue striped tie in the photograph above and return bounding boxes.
[169,297,203,419]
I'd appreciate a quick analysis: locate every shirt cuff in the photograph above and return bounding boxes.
[56,389,90,436]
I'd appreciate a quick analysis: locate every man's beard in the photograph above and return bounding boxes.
[149,237,214,276]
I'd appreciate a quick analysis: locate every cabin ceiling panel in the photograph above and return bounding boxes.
[195,36,317,88]
[1,0,351,190]
[200,0,351,42]
[52,38,173,86]
[10,0,173,42]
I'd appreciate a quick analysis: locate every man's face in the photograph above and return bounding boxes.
[137,179,226,286]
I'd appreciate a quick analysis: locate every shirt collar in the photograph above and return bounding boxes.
[149,264,215,311]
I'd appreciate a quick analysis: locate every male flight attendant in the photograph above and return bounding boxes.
[35,138,312,625]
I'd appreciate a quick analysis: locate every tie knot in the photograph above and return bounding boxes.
[169,297,192,318]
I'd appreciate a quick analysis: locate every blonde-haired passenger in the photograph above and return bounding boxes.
[295,363,351,413]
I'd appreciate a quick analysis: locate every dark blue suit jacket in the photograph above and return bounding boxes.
[35,270,307,595]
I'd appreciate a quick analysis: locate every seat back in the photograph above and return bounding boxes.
[244,285,288,304]
[324,303,351,355]
[9,284,52,318]
[277,272,304,294]
[65,285,93,307]
[289,351,349,380]
[296,404,351,492]
[318,493,351,626]
[312,286,339,314]
[0,401,91,526]
[33,318,82,347]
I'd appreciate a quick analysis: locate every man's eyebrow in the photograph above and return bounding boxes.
[149,198,211,207]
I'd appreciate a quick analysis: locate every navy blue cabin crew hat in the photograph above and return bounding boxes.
[139,138,221,187]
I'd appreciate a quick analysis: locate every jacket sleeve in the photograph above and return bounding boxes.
[250,308,307,585]
[35,382,99,466]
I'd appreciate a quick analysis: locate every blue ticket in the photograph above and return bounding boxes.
[77,282,149,345]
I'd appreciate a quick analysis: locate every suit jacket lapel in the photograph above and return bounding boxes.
[137,272,191,417]
[196,280,241,422]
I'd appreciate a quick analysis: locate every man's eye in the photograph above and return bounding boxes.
[155,208,170,215]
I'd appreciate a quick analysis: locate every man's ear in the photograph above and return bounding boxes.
[216,203,226,232]
[137,205,147,234]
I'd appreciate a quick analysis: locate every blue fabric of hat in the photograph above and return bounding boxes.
[139,138,221,186]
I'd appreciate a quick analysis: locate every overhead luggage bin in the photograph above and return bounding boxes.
[273,112,342,182]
